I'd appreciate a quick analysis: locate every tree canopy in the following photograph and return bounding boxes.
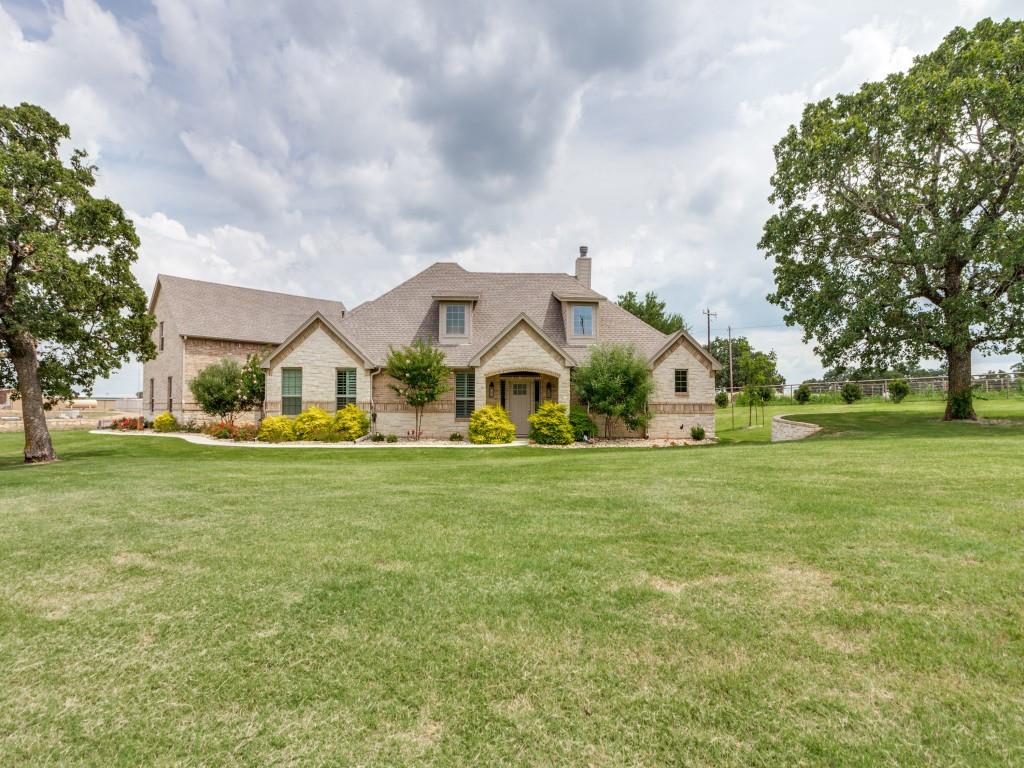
[760,19,1024,420]
[190,359,245,421]
[0,103,154,461]
[572,343,654,437]
[616,291,690,334]
[707,336,785,390]
[385,339,451,439]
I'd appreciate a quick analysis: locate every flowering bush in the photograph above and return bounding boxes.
[233,424,258,442]
[110,416,145,431]
[153,412,179,432]
[469,405,516,444]
[332,404,370,441]
[257,416,296,443]
[204,420,239,440]
[528,402,574,445]
[294,406,332,440]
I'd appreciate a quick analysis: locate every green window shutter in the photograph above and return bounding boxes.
[336,368,357,409]
[282,368,302,415]
[455,371,475,418]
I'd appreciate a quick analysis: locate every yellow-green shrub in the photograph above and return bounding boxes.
[153,412,179,433]
[332,404,370,441]
[528,402,574,445]
[293,406,332,440]
[469,405,516,444]
[258,415,296,442]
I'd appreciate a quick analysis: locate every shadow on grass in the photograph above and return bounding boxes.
[795,409,1024,440]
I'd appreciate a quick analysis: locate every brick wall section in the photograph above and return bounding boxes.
[647,335,717,439]
[142,290,184,418]
[183,338,268,420]
[771,415,822,442]
[265,321,369,414]
[477,323,571,405]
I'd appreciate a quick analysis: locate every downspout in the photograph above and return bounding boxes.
[369,367,380,435]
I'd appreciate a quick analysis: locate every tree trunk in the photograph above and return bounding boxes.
[944,345,976,421]
[7,332,56,462]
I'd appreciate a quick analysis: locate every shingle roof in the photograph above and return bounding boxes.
[336,262,676,367]
[152,274,347,344]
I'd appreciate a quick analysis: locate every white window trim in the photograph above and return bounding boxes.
[439,301,471,342]
[568,302,597,340]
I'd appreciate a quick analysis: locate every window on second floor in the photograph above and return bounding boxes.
[445,304,467,336]
[159,321,165,351]
[571,304,594,337]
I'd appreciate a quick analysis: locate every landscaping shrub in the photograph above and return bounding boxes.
[794,384,811,404]
[181,420,202,433]
[528,402,574,445]
[385,433,398,443]
[110,416,144,431]
[840,382,863,404]
[294,406,332,440]
[153,412,178,432]
[204,420,239,440]
[189,358,243,421]
[449,432,463,442]
[690,425,706,441]
[257,415,296,443]
[371,432,385,442]
[332,404,370,441]
[568,404,597,442]
[888,378,910,403]
[233,424,258,442]
[572,343,654,437]
[714,391,729,408]
[469,405,516,444]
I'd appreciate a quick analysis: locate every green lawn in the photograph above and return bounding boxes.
[2,403,1023,765]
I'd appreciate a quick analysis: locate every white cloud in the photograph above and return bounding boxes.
[179,132,292,214]
[813,21,916,97]
[732,37,786,57]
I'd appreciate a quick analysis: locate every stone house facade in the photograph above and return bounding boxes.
[146,249,721,437]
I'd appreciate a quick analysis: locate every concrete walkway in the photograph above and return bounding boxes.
[89,430,527,448]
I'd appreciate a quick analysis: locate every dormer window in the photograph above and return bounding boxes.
[571,305,594,337]
[445,304,466,336]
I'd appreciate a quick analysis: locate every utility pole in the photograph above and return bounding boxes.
[728,324,734,431]
[701,307,716,350]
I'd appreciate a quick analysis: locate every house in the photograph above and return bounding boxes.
[145,248,721,438]
[143,275,347,419]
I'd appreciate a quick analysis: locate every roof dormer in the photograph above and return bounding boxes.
[434,293,479,344]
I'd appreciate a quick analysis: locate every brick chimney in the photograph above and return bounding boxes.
[574,245,591,288]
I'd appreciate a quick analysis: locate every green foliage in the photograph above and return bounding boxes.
[794,384,811,404]
[239,351,268,414]
[840,382,863,404]
[293,407,332,440]
[257,415,295,443]
[371,432,385,442]
[0,103,155,462]
[449,432,463,442]
[469,405,516,444]
[888,379,910,404]
[572,343,654,437]
[189,359,243,420]
[528,402,574,445]
[331,404,370,441]
[947,390,975,420]
[760,20,1024,419]
[708,337,785,390]
[616,291,689,334]
[385,339,451,439]
[568,404,597,442]
[715,391,729,408]
[153,412,179,433]
[690,425,706,441]
[385,434,398,443]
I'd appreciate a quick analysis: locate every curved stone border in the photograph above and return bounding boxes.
[771,415,822,443]
[88,430,524,448]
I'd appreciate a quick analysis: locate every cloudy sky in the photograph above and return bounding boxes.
[1,0,1020,394]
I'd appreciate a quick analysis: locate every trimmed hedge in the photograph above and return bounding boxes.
[332,404,370,441]
[568,404,597,442]
[258,415,296,443]
[469,405,516,444]
[528,402,574,445]
[294,406,332,440]
[153,412,179,432]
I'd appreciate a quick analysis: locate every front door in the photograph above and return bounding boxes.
[506,379,535,436]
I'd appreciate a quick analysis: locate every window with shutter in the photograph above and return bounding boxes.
[282,368,302,415]
[336,368,357,409]
[455,372,475,418]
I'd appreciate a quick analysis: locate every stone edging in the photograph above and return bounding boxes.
[770,415,822,443]
[88,430,524,449]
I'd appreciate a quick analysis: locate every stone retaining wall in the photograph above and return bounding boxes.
[771,415,822,442]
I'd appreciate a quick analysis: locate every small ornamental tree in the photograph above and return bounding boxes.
[0,104,155,462]
[239,351,268,422]
[572,343,654,437]
[189,358,243,421]
[385,339,450,439]
[888,378,911,404]
[761,19,1024,421]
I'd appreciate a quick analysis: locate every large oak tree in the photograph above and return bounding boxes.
[760,19,1024,420]
[1,104,154,462]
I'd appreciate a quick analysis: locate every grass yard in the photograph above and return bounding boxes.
[2,402,1023,765]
